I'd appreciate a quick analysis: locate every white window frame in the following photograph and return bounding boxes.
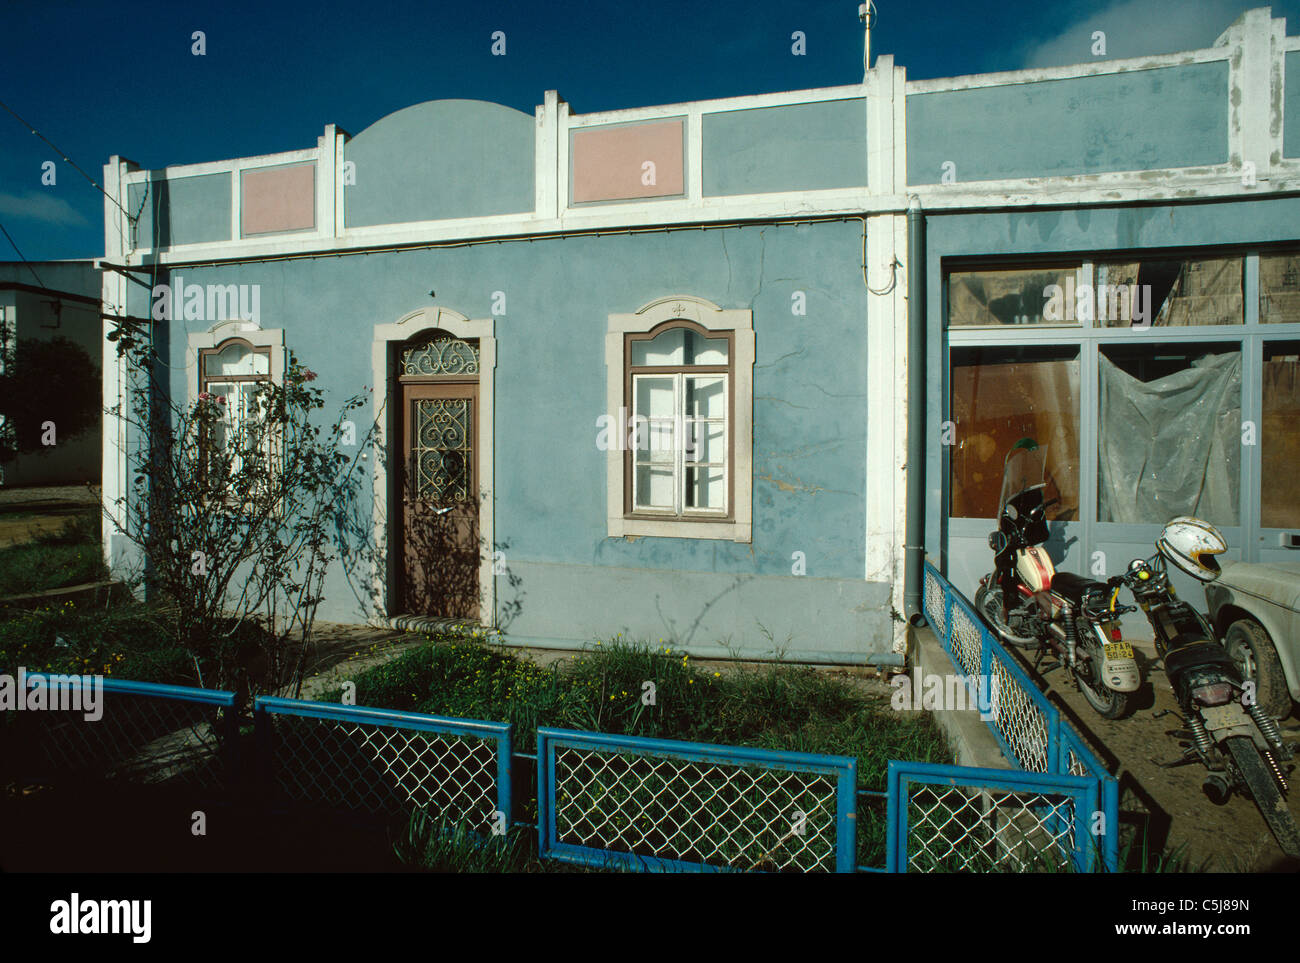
[606,295,753,541]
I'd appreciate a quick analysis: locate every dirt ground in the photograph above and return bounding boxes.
[1013,645,1300,872]
[0,484,100,548]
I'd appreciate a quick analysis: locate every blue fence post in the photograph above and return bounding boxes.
[496,727,513,833]
[535,730,555,862]
[836,759,858,874]
[1103,774,1120,872]
[885,761,901,873]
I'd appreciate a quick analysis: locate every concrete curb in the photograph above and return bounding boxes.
[907,624,1013,770]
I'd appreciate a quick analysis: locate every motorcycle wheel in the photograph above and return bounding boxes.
[1224,735,1300,860]
[1075,628,1130,720]
[973,583,1039,648]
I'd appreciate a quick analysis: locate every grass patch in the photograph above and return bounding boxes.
[0,598,200,686]
[334,633,953,871]
[0,512,107,596]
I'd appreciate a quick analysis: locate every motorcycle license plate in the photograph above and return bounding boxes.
[1104,642,1135,660]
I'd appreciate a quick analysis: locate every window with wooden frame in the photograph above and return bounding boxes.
[606,296,754,542]
[626,321,733,518]
[197,338,274,484]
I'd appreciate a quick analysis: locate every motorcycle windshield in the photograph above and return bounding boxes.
[998,441,1048,517]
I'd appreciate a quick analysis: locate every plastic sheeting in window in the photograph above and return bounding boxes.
[1098,351,1241,525]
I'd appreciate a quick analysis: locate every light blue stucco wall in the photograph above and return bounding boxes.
[128,173,232,248]
[907,61,1230,185]
[1285,51,1300,158]
[127,220,889,662]
[703,98,867,196]
[344,100,535,227]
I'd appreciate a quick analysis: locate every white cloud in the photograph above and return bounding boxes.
[1017,0,1252,69]
[0,190,89,227]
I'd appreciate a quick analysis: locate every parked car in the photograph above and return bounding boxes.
[1205,560,1300,720]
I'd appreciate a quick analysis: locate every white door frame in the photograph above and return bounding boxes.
[371,306,496,626]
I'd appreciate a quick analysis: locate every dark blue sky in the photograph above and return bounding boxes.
[2,0,1295,260]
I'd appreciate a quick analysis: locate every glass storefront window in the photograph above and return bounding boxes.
[1262,341,1300,529]
[950,346,1080,520]
[947,266,1082,326]
[1098,343,1241,525]
[1095,256,1243,327]
[1260,253,1300,324]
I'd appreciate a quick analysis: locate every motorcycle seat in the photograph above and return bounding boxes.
[1049,571,1107,606]
[1163,639,1237,677]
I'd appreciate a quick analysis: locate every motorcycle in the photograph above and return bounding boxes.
[1117,518,1300,858]
[973,438,1141,719]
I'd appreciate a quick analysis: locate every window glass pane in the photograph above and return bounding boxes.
[684,375,726,418]
[1098,344,1240,525]
[635,375,675,419]
[1260,253,1300,324]
[1096,257,1242,327]
[205,341,269,376]
[688,422,725,464]
[950,346,1080,520]
[947,266,1080,326]
[1262,342,1300,528]
[632,327,728,365]
[684,467,725,511]
[635,466,675,510]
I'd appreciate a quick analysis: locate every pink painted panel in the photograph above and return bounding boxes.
[241,163,315,236]
[571,120,684,203]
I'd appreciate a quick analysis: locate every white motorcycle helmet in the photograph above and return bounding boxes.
[1156,516,1227,582]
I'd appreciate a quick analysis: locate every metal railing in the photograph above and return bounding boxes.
[886,761,1103,873]
[254,697,512,834]
[4,658,1118,873]
[922,561,1120,871]
[536,727,858,873]
[2,675,236,791]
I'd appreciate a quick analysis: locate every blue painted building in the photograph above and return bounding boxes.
[98,7,1300,663]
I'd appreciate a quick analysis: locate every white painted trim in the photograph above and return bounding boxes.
[535,91,560,218]
[605,295,753,543]
[101,156,130,572]
[316,125,337,241]
[567,83,867,127]
[120,146,323,185]
[863,212,909,655]
[904,46,1231,95]
[334,130,348,237]
[686,108,704,202]
[371,308,496,627]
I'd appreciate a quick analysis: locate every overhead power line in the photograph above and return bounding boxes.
[0,96,137,223]
[0,219,48,291]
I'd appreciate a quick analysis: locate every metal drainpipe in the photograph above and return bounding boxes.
[903,196,927,626]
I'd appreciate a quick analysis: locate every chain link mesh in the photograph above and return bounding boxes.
[4,687,229,790]
[265,713,500,830]
[923,567,947,640]
[987,649,1051,772]
[552,744,839,872]
[949,602,984,678]
[905,781,1076,872]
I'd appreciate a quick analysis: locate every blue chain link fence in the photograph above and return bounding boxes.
[1,675,237,791]
[921,561,1120,871]
[4,604,1120,873]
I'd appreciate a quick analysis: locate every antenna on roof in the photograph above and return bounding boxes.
[859,1,877,73]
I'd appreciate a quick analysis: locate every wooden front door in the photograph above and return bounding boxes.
[400,380,480,620]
